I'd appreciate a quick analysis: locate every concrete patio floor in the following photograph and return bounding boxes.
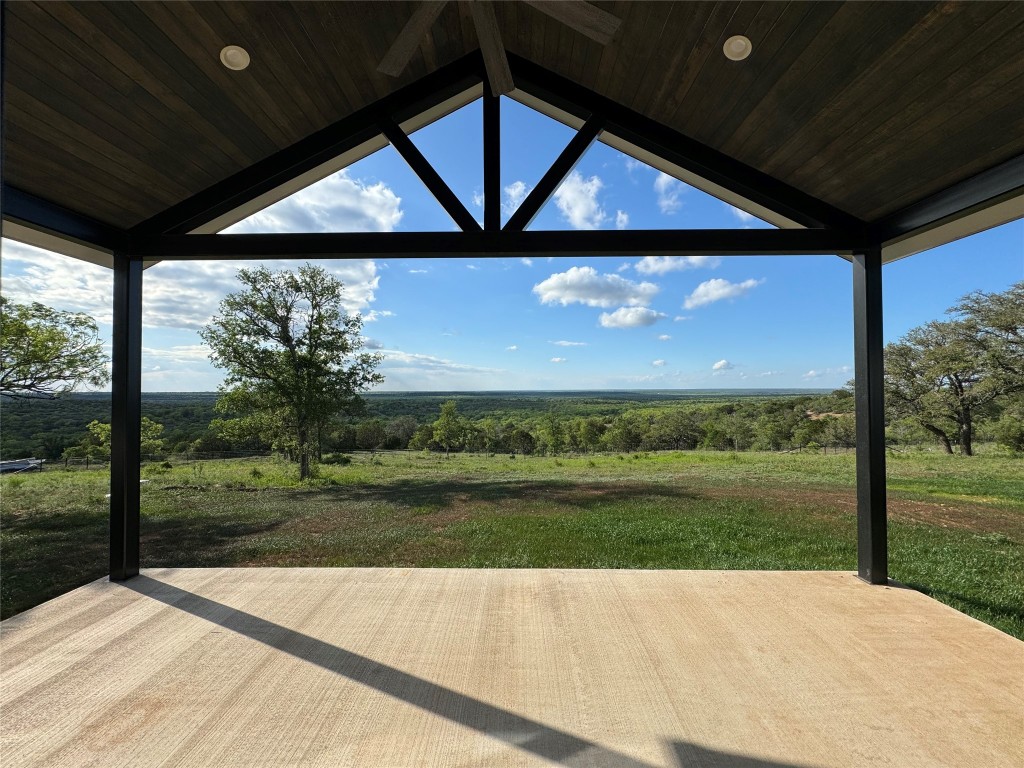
[1,568,1021,767]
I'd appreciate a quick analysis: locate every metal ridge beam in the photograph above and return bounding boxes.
[871,154,1024,245]
[132,53,486,237]
[506,53,866,234]
[2,185,129,251]
[132,228,870,260]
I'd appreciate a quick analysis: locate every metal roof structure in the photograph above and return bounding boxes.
[2,1,1022,585]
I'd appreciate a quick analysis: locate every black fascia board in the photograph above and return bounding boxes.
[2,185,129,251]
[871,154,1024,244]
[507,53,866,235]
[132,53,485,236]
[132,228,869,260]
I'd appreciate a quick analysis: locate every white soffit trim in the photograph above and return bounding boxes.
[508,89,803,231]
[195,83,484,235]
[1,220,114,269]
[881,193,1024,264]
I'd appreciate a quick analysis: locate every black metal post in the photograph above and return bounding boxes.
[110,254,142,581]
[853,247,887,584]
[483,93,500,231]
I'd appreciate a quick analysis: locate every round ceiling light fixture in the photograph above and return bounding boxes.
[723,35,752,61]
[219,45,251,71]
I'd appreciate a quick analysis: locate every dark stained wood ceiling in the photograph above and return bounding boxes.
[3,0,1023,231]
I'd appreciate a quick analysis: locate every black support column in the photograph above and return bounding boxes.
[110,254,143,581]
[852,247,887,584]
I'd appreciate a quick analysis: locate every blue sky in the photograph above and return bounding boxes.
[2,97,1022,392]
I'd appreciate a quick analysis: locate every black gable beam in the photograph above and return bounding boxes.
[133,228,870,260]
[2,186,129,252]
[133,54,485,237]
[871,154,1024,245]
[507,54,866,235]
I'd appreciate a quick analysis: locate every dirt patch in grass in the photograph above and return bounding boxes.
[693,482,1023,539]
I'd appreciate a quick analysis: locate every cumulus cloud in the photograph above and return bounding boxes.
[553,171,606,229]
[503,180,530,216]
[1,240,114,322]
[635,256,720,275]
[472,191,484,208]
[674,315,691,322]
[506,345,518,351]
[550,357,567,363]
[658,334,672,341]
[550,340,587,347]
[712,359,734,371]
[599,306,667,328]
[521,257,533,267]
[533,266,658,308]
[654,172,684,214]
[652,359,666,367]
[409,268,428,274]
[361,337,385,350]
[615,210,629,230]
[683,278,764,310]
[224,169,402,234]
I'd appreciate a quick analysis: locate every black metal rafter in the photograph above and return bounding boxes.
[110,254,143,581]
[507,53,866,234]
[483,93,501,231]
[871,154,1024,244]
[2,186,129,252]
[504,114,605,232]
[853,247,888,584]
[378,116,481,232]
[131,228,870,260]
[131,54,485,236]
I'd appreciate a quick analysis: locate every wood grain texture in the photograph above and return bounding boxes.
[3,1,1023,230]
[2,568,1022,767]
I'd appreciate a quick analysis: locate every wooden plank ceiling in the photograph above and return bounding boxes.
[4,0,1024,231]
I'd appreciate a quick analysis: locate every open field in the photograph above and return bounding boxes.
[2,450,1021,638]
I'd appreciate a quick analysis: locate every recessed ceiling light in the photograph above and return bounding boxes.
[723,35,752,61]
[220,45,251,71]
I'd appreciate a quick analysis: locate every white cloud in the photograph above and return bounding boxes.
[616,262,631,272]
[599,306,667,328]
[360,309,394,323]
[624,157,644,175]
[1,240,114,322]
[142,345,213,364]
[361,337,385,350]
[654,172,684,214]
[521,257,533,267]
[506,345,518,351]
[712,359,734,371]
[472,191,484,208]
[757,370,784,377]
[658,334,672,341]
[683,278,764,309]
[503,180,530,216]
[803,365,852,381]
[550,357,567,363]
[553,171,606,229]
[533,266,658,308]
[726,204,757,224]
[466,264,479,270]
[652,359,666,367]
[550,340,587,347]
[224,169,402,234]
[615,210,629,230]
[409,269,428,274]
[673,315,691,322]
[635,256,720,275]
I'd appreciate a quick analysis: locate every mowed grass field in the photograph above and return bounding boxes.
[2,450,1022,638]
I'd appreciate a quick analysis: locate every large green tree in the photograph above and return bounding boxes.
[884,282,1023,455]
[200,264,382,479]
[0,297,109,398]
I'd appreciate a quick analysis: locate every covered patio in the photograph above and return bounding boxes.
[2,1,1023,765]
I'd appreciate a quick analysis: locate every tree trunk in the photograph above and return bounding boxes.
[298,425,310,480]
[960,407,974,456]
[922,423,953,454]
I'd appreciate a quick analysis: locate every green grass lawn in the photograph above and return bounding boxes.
[2,450,1021,639]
